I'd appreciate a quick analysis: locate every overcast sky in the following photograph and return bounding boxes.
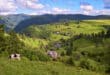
[0,0,110,15]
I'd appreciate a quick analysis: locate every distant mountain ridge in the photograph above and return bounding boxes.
[14,14,110,32]
[1,14,110,32]
[0,14,31,30]
[0,19,5,25]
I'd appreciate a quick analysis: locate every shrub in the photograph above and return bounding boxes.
[22,50,50,61]
[59,56,69,63]
[72,52,81,61]
[22,50,39,61]
[60,51,65,56]
[66,49,72,56]
[36,51,51,61]
[106,66,110,73]
[51,70,59,75]
[0,51,9,57]
[80,59,92,70]
[66,52,82,66]
[66,57,75,66]
[79,59,106,72]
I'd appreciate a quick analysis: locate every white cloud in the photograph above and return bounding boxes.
[80,9,110,15]
[80,3,94,15]
[29,7,74,15]
[0,0,17,13]
[53,8,68,12]
[0,0,110,15]
[0,12,16,15]
[0,0,45,15]
[15,0,44,10]
[96,9,110,15]
[52,7,73,14]
[80,5,93,11]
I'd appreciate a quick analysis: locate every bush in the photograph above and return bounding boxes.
[79,59,106,72]
[22,50,39,61]
[51,70,59,75]
[22,50,50,61]
[60,51,66,56]
[66,52,82,66]
[0,51,9,57]
[80,59,92,70]
[66,57,75,66]
[106,66,110,73]
[59,56,69,63]
[72,52,81,61]
[36,51,51,61]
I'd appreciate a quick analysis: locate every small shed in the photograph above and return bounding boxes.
[10,53,21,60]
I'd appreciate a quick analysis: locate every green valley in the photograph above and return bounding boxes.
[0,20,110,75]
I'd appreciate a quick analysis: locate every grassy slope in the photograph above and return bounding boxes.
[0,57,104,75]
[1,20,110,75]
[21,20,109,49]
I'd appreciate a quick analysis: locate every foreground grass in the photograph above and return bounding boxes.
[0,57,105,75]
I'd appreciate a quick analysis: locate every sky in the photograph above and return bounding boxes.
[0,0,110,15]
